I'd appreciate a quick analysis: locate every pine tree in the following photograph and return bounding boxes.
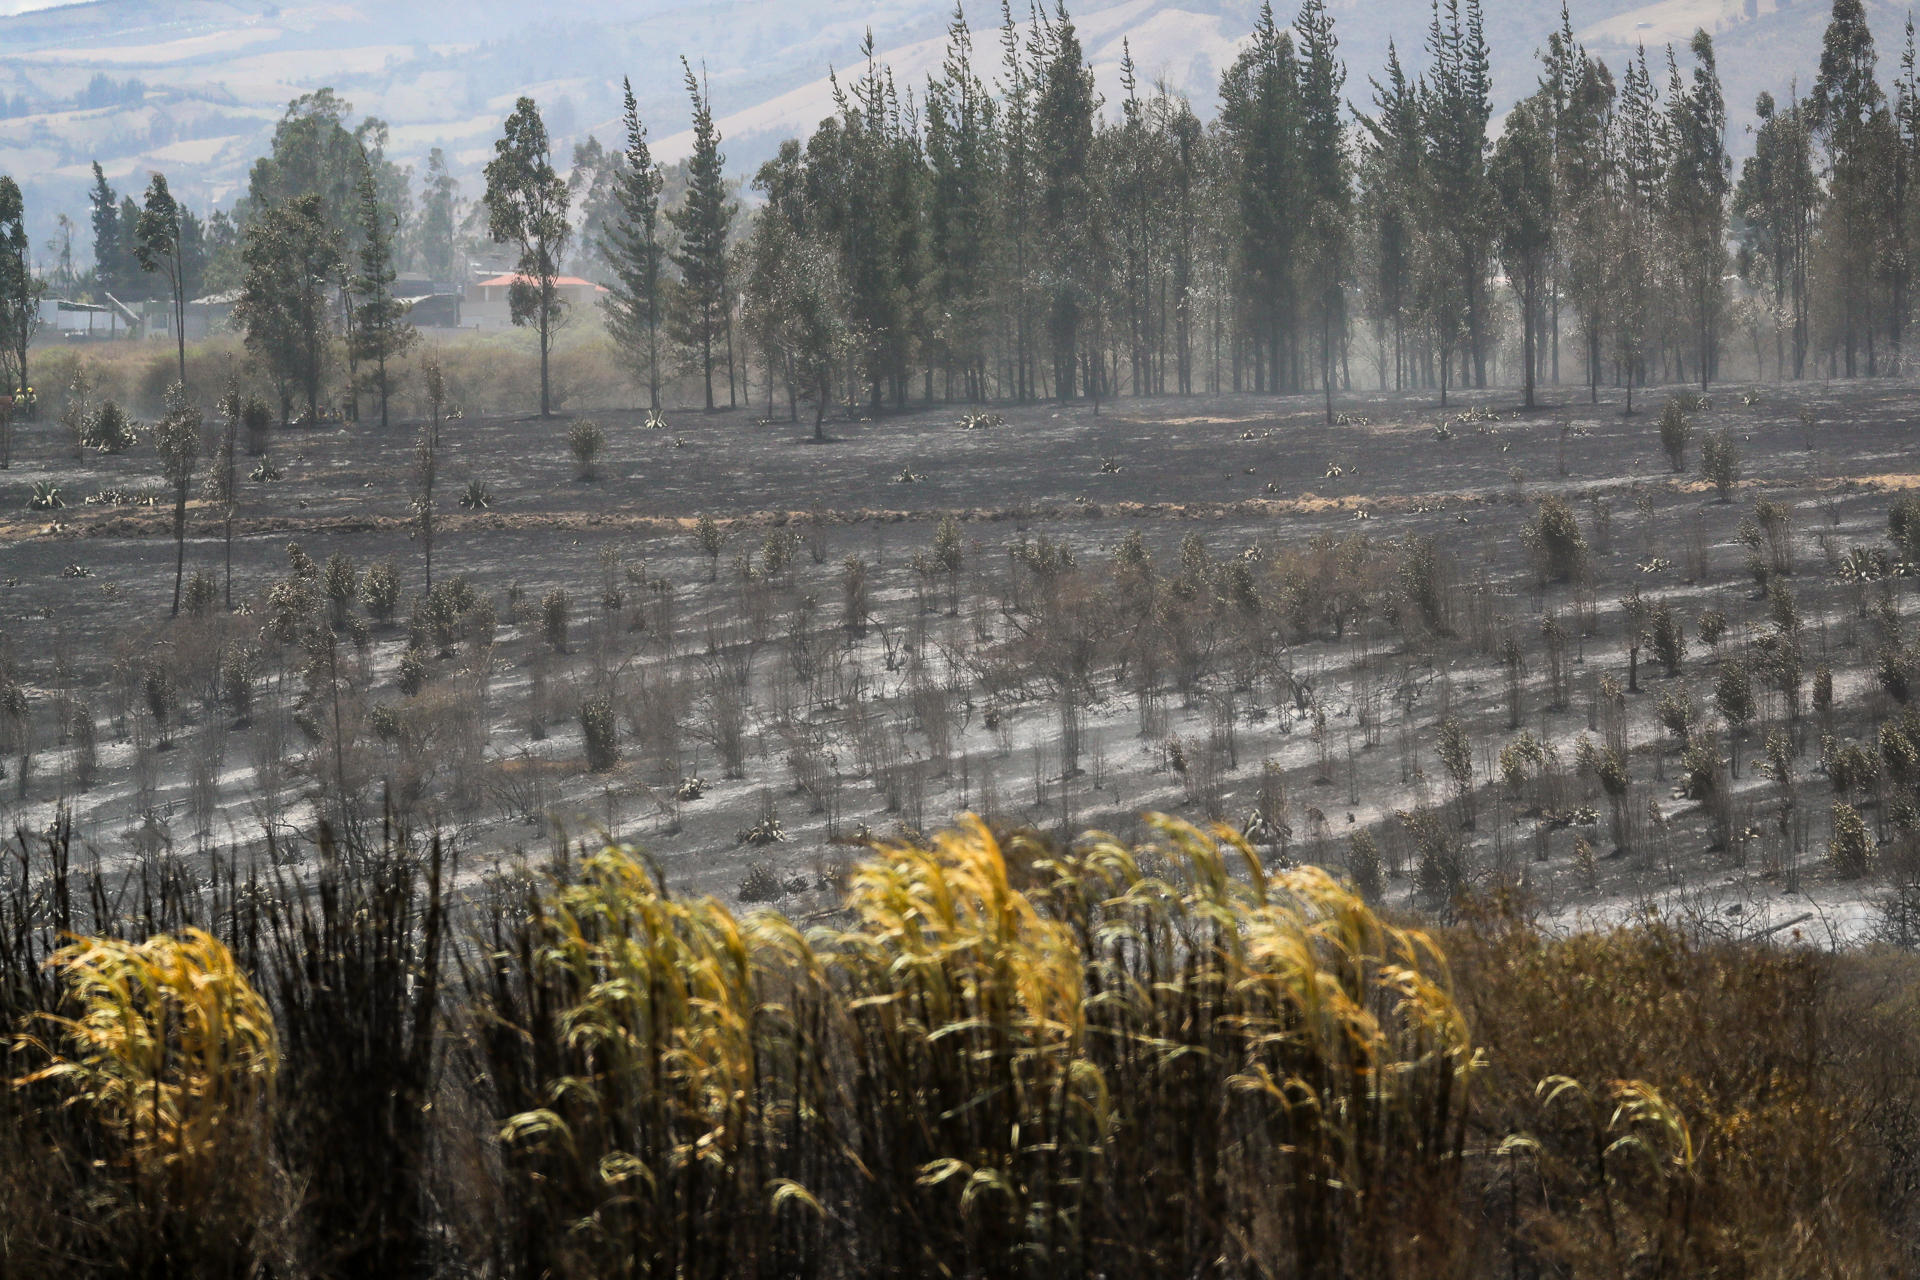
[1492,93,1555,408]
[669,60,735,411]
[1356,42,1423,391]
[350,152,416,430]
[134,173,189,388]
[1548,26,1618,403]
[1297,0,1350,421]
[1811,0,1896,376]
[1112,41,1152,396]
[998,0,1037,400]
[483,97,572,417]
[1420,0,1496,394]
[1736,90,1817,378]
[87,162,126,300]
[1032,3,1097,401]
[601,78,668,411]
[1664,31,1731,388]
[818,38,912,410]
[1220,3,1303,394]
[1165,94,1205,395]
[925,4,999,403]
[1611,45,1664,410]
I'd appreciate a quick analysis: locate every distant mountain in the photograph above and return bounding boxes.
[0,0,1901,259]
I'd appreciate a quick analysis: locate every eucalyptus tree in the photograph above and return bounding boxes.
[0,175,36,400]
[235,194,340,426]
[483,96,572,417]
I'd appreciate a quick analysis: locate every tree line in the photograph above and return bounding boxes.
[2,0,1917,421]
[537,0,1920,422]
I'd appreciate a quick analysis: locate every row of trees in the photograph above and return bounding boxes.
[8,0,1920,423]
[574,0,1920,423]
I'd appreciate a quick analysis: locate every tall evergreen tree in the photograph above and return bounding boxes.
[1164,94,1205,395]
[669,61,735,410]
[1297,0,1350,421]
[1032,4,1097,401]
[925,4,999,403]
[998,0,1038,400]
[1492,93,1555,408]
[1611,45,1664,410]
[1811,0,1896,375]
[350,153,417,430]
[1736,90,1817,378]
[812,38,915,410]
[134,172,189,387]
[483,96,573,417]
[1356,42,1423,391]
[1420,0,1495,393]
[1220,3,1303,393]
[601,78,668,411]
[1664,31,1731,387]
[1546,23,1618,403]
[87,162,124,298]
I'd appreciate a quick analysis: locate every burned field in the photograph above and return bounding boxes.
[3,380,1919,932]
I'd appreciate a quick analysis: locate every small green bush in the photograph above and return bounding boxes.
[569,419,605,480]
[543,589,570,652]
[360,561,400,624]
[1830,802,1872,878]
[580,696,619,772]
[82,401,138,453]
[1525,495,1588,584]
[1658,398,1691,471]
[1701,429,1740,501]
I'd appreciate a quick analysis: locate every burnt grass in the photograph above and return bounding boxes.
[3,377,1919,932]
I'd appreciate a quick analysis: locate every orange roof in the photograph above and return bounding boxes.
[474,273,607,290]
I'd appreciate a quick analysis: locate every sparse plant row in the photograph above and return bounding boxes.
[6,459,1920,935]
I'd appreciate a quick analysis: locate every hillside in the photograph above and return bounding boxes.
[0,0,1902,252]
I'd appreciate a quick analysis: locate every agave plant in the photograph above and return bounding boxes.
[26,480,62,511]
